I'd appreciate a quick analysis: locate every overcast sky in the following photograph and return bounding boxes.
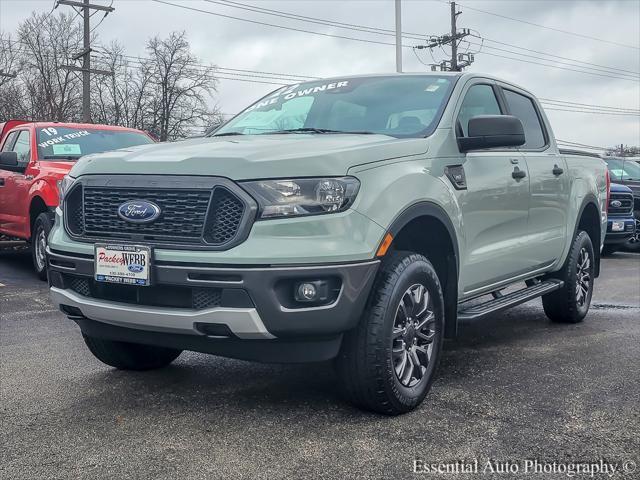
[1,0,639,148]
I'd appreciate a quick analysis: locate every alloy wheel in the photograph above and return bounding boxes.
[391,284,436,388]
[575,247,591,306]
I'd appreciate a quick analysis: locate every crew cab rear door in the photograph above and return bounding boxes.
[499,86,570,267]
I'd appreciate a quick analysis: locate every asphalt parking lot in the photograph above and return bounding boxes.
[1,249,639,480]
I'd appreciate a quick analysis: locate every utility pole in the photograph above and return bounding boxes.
[414,1,473,72]
[57,0,115,123]
[450,2,458,71]
[395,0,402,73]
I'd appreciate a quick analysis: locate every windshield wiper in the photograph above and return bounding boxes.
[213,131,245,137]
[42,155,81,160]
[267,128,376,135]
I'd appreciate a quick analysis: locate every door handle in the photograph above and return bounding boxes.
[512,167,526,180]
[552,165,564,176]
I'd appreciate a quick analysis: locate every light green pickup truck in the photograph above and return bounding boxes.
[48,73,608,415]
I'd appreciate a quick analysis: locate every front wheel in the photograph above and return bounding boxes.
[336,252,445,415]
[83,335,182,370]
[542,230,595,323]
[31,212,53,281]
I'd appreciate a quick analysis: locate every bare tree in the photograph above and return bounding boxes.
[144,31,221,140]
[17,11,83,121]
[0,32,26,119]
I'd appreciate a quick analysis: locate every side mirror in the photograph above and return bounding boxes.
[458,115,525,152]
[0,152,27,173]
[0,151,26,173]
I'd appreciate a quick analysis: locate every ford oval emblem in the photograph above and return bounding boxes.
[117,200,161,223]
[127,264,145,273]
[611,200,622,208]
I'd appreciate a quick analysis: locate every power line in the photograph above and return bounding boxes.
[470,49,640,82]
[458,2,639,50]
[208,0,639,78]
[543,107,639,117]
[539,99,640,114]
[151,0,412,48]
[481,37,639,77]
[466,39,638,80]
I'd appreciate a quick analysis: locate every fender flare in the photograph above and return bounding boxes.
[571,193,602,277]
[387,201,460,274]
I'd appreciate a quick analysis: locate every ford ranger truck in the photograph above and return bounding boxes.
[47,73,608,415]
[0,121,154,278]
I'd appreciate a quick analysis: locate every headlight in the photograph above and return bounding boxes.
[57,175,75,202]
[241,177,360,220]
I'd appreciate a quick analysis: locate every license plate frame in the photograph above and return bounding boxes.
[94,244,152,286]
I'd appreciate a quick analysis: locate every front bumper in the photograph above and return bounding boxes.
[48,248,379,360]
[604,217,635,244]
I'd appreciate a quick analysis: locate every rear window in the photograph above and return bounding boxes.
[36,127,153,160]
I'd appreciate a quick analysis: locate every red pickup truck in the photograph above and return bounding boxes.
[0,120,155,278]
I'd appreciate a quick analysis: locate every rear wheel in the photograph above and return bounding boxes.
[542,230,594,323]
[336,251,444,415]
[31,212,52,281]
[83,335,182,370]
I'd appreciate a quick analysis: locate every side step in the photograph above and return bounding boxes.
[457,279,564,321]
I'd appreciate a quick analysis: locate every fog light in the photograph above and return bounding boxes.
[294,280,329,303]
[297,282,318,301]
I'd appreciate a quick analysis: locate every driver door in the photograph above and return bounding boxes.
[0,130,34,237]
[453,82,531,295]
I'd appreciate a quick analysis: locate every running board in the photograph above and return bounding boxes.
[457,279,564,321]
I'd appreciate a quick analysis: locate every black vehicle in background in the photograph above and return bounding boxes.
[603,183,636,255]
[604,157,640,252]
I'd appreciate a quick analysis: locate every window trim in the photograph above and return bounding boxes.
[499,87,550,152]
[11,129,32,163]
[454,81,510,152]
[1,130,19,152]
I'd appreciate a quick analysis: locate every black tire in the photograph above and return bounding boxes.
[83,334,182,370]
[336,251,445,415]
[542,230,595,323]
[31,212,53,281]
[601,245,617,256]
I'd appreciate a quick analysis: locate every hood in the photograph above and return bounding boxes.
[69,134,428,180]
[610,183,633,193]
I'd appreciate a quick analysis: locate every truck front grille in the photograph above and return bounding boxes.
[64,176,255,249]
[608,192,634,216]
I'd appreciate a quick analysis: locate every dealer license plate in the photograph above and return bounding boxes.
[95,244,151,286]
[611,221,625,232]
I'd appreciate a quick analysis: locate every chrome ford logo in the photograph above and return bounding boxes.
[127,264,145,273]
[117,200,161,223]
[611,200,622,208]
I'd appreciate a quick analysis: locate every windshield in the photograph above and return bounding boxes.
[214,75,456,138]
[36,126,154,160]
[605,158,640,181]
